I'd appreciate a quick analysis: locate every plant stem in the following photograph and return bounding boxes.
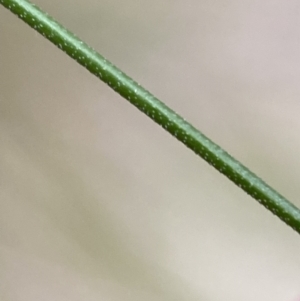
[1,0,300,234]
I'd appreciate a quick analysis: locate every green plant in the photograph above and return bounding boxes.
[1,0,300,235]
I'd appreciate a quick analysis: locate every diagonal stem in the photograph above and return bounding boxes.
[1,0,300,234]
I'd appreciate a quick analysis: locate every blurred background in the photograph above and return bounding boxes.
[1,1,300,300]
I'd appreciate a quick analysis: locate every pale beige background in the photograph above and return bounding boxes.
[1,1,300,301]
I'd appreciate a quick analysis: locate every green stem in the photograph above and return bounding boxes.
[1,0,300,234]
